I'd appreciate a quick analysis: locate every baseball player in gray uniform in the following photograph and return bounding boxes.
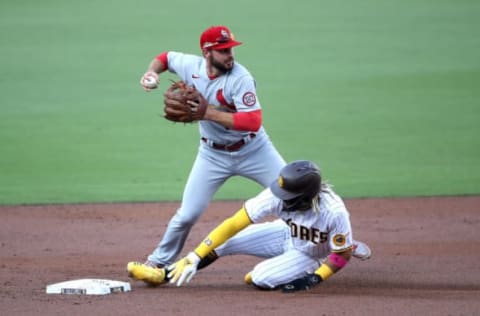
[127,27,370,285]
[128,25,287,276]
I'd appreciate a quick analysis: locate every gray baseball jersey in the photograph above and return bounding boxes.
[148,52,286,266]
[167,51,265,143]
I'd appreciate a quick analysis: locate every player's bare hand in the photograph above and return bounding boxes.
[167,252,201,287]
[140,71,159,91]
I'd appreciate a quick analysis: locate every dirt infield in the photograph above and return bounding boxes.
[1,196,479,316]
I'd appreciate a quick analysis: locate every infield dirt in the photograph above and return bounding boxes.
[1,196,479,315]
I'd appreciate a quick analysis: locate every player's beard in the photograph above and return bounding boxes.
[209,54,234,74]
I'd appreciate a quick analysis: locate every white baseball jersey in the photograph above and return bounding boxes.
[244,187,353,258]
[166,51,265,144]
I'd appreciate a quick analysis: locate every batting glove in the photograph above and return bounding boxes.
[167,252,201,287]
[282,273,322,293]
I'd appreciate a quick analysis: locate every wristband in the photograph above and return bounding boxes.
[329,253,348,269]
[316,264,334,281]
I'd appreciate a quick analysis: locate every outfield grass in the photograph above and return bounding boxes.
[1,0,479,204]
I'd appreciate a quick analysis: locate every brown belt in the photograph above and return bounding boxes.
[201,133,256,152]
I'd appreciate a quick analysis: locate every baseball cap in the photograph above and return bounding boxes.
[200,26,242,50]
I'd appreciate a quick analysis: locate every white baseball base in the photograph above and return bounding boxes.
[46,279,131,295]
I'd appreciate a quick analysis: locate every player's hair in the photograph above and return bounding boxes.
[313,182,332,213]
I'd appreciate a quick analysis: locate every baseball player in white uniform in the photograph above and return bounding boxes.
[128,25,287,275]
[128,160,372,291]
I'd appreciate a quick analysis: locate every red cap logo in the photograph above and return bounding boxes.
[200,26,242,50]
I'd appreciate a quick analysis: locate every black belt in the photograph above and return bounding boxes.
[201,133,256,152]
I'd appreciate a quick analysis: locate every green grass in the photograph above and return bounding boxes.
[1,0,479,204]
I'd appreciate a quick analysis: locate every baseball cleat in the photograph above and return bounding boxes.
[352,241,372,260]
[244,271,253,285]
[127,261,166,285]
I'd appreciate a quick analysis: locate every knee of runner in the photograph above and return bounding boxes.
[250,269,276,290]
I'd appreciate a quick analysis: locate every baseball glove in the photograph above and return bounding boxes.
[163,80,208,123]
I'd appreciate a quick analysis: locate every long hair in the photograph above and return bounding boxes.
[312,182,332,213]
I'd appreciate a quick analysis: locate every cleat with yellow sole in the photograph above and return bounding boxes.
[127,261,166,285]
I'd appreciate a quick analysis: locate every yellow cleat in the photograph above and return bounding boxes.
[244,271,253,285]
[127,261,166,285]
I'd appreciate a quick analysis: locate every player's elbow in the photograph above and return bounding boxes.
[344,252,352,262]
[337,248,353,261]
